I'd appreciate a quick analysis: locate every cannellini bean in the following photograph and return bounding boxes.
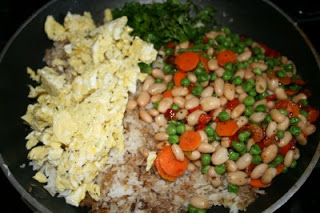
[187,163,196,172]
[155,114,167,127]
[224,83,236,100]
[148,108,159,117]
[207,47,214,56]
[172,144,184,161]
[201,86,214,98]
[211,141,220,150]
[185,94,195,101]
[277,131,292,147]
[188,73,197,83]
[215,67,225,77]
[270,109,285,123]
[171,87,189,97]
[211,177,222,187]
[206,30,224,39]
[221,137,231,148]
[201,81,210,88]
[231,104,246,119]
[164,74,173,83]
[303,124,316,136]
[281,56,288,64]
[208,166,221,178]
[277,117,290,131]
[139,147,149,158]
[193,160,202,167]
[190,196,209,209]
[293,148,300,160]
[236,153,252,170]
[253,99,267,110]
[137,91,151,107]
[198,143,215,153]
[292,93,307,103]
[255,76,267,93]
[211,146,229,165]
[284,150,294,167]
[261,167,277,184]
[250,112,267,123]
[158,97,173,113]
[152,68,164,79]
[227,171,248,186]
[261,144,278,163]
[296,133,307,145]
[156,141,169,149]
[208,59,219,71]
[151,94,162,103]
[176,109,188,120]
[154,132,169,141]
[198,130,208,143]
[187,110,205,126]
[185,124,193,131]
[250,163,269,179]
[139,110,152,123]
[266,121,277,137]
[244,69,254,80]
[187,150,201,160]
[297,114,307,129]
[220,97,228,106]
[142,76,155,91]
[250,62,268,71]
[185,97,200,110]
[214,78,224,97]
[212,107,223,120]
[200,97,221,111]
[235,116,248,128]
[275,87,288,100]
[148,83,166,95]
[238,93,248,103]
[226,160,237,172]
[236,85,244,94]
[266,101,275,109]
[234,69,245,79]
[173,97,185,108]
[267,78,279,91]
[247,138,255,151]
[126,99,137,110]
[237,51,252,62]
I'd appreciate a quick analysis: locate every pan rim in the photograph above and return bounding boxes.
[0,0,320,212]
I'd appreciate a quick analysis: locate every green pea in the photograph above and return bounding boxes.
[255,104,267,112]
[257,53,265,60]
[205,126,215,137]
[264,114,272,124]
[242,81,253,92]
[197,209,207,213]
[253,68,262,75]
[223,71,233,81]
[238,132,248,142]
[168,135,179,144]
[181,78,190,86]
[277,70,287,78]
[232,76,243,86]
[289,126,301,136]
[248,89,257,97]
[290,159,297,168]
[155,78,164,83]
[192,85,203,96]
[163,64,173,75]
[201,165,210,174]
[282,167,289,174]
[299,99,308,106]
[229,150,240,161]
[219,111,230,121]
[208,136,215,143]
[171,104,180,111]
[279,108,288,116]
[201,154,212,166]
[228,183,239,193]
[194,66,205,76]
[266,59,274,68]
[247,79,256,86]
[252,155,262,165]
[165,48,174,55]
[210,73,217,81]
[283,64,294,72]
[244,106,254,117]
[239,146,247,155]
[232,141,245,152]
[188,204,197,213]
[277,130,285,139]
[268,161,277,168]
[243,130,251,137]
[257,92,269,100]
[153,101,159,109]
[245,38,253,46]
[215,164,226,175]
[290,117,300,125]
[166,124,177,135]
[198,72,210,83]
[253,47,262,55]
[300,109,309,118]
[208,38,216,46]
[274,155,284,166]
[222,26,231,35]
[249,144,261,155]
[224,62,233,72]
[176,124,185,135]
[243,96,255,106]
[166,81,174,90]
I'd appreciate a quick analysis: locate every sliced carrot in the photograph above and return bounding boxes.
[200,56,209,73]
[179,131,202,151]
[154,157,177,181]
[276,164,285,175]
[163,89,173,98]
[285,89,298,96]
[157,146,188,177]
[216,120,239,137]
[174,51,200,72]
[174,71,187,86]
[278,76,291,85]
[216,50,236,66]
[249,179,270,188]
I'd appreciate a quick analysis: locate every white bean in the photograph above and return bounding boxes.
[201,86,214,98]
[237,51,252,62]
[154,132,169,141]
[293,148,300,160]
[171,87,189,97]
[277,117,290,131]
[190,196,209,209]
[255,76,267,93]
[187,150,201,160]
[277,131,292,147]
[275,87,288,100]
[235,116,248,128]
[227,171,248,186]
[197,143,215,153]
[193,160,202,168]
[156,141,169,150]
[220,96,228,106]
[198,130,208,143]
[215,67,225,77]
[187,163,196,172]
[200,97,221,111]
[163,74,173,83]
[173,96,185,109]
[284,150,294,167]
[303,124,316,136]
[226,160,238,172]
[176,109,188,120]
[296,133,307,145]
[236,85,245,94]
[238,93,248,103]
[221,137,231,148]
[188,73,197,83]
[201,80,209,87]
[185,97,200,110]
[247,138,255,151]
[253,99,267,110]
[244,69,254,80]
[231,104,245,119]
[261,167,277,184]
[214,78,224,97]
[208,59,219,71]
[172,144,185,161]
[187,110,205,126]
[250,62,268,71]
[250,163,269,179]
[155,114,167,127]
[142,76,155,91]
[207,47,214,56]
[266,121,277,137]
[297,114,307,129]
[126,99,137,110]
[139,110,152,123]
[211,146,229,165]
[148,83,166,95]
[270,109,285,123]
[267,78,279,92]
[151,94,162,103]
[236,153,252,170]
[224,83,236,100]
[137,91,151,107]
[234,69,245,79]
[152,68,164,79]
[250,112,267,123]
[158,97,173,113]
[261,144,278,163]
[208,166,221,178]
[292,93,307,103]
[266,101,275,109]
[148,108,159,117]
[185,94,195,101]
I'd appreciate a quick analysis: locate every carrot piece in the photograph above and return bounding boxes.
[249,179,270,188]
[292,79,306,85]
[285,90,298,96]
[308,109,320,123]
[216,120,239,137]
[179,131,202,151]
[154,158,177,181]
[288,102,300,117]
[216,50,236,66]
[174,51,200,72]
[163,89,173,98]
[278,76,291,85]
[276,164,285,175]
[174,71,187,86]
[200,56,209,73]
[157,146,188,177]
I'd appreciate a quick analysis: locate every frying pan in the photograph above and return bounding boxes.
[0,0,319,212]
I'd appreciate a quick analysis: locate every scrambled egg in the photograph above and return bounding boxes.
[22,11,157,206]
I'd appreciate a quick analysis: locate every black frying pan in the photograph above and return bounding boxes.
[1,0,320,212]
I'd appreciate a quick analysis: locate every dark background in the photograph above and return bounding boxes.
[1,0,319,212]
